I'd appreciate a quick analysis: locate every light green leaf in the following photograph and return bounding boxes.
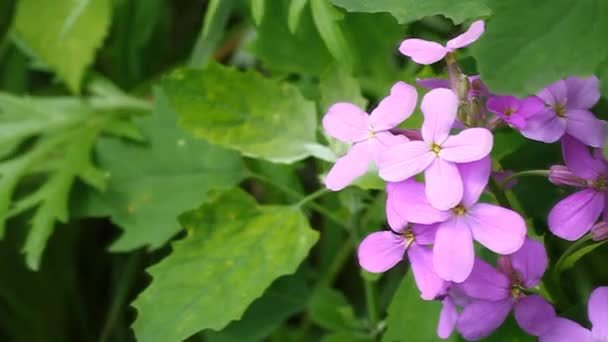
[250,0,332,75]
[77,90,246,252]
[310,0,355,72]
[309,287,362,332]
[472,0,608,96]
[251,0,265,25]
[205,272,310,342]
[164,63,319,164]
[288,0,309,33]
[318,66,367,112]
[330,0,490,24]
[190,0,236,67]
[14,0,112,92]
[383,272,458,342]
[132,188,318,342]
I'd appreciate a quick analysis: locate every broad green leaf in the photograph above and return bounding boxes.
[330,0,490,24]
[77,90,246,252]
[132,188,319,342]
[310,0,355,72]
[318,66,367,112]
[14,0,112,92]
[164,63,319,164]
[250,0,332,75]
[205,272,310,342]
[309,287,362,332]
[383,272,459,342]
[472,0,608,96]
[250,0,265,25]
[288,0,309,33]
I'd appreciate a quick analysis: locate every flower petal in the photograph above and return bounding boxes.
[548,189,604,241]
[408,244,447,300]
[322,102,370,142]
[467,203,527,255]
[538,80,567,106]
[518,96,546,118]
[589,286,608,338]
[459,258,510,301]
[520,109,567,143]
[510,238,548,288]
[514,295,556,336]
[440,128,493,163]
[421,88,459,144]
[460,157,492,207]
[539,318,591,342]
[369,131,409,164]
[438,297,458,339]
[357,231,406,273]
[386,179,451,224]
[370,81,418,131]
[446,20,485,49]
[325,141,372,191]
[564,75,600,110]
[433,218,475,282]
[385,194,407,233]
[562,134,607,179]
[412,223,439,245]
[425,158,463,210]
[457,299,512,340]
[416,78,449,90]
[378,141,435,182]
[566,109,607,148]
[398,39,448,65]
[487,95,520,116]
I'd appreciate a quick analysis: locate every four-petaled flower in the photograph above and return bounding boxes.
[399,20,485,65]
[487,95,545,130]
[322,82,417,191]
[521,76,606,147]
[379,88,493,210]
[457,238,556,340]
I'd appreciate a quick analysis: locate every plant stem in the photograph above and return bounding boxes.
[295,188,330,208]
[487,176,512,209]
[499,169,549,188]
[319,239,354,287]
[363,277,379,327]
[553,234,592,275]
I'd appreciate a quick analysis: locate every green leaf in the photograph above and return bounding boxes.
[330,0,490,24]
[250,0,332,75]
[205,272,310,342]
[164,63,319,164]
[132,188,319,342]
[309,287,362,332]
[310,0,355,72]
[323,331,372,342]
[318,66,367,112]
[383,272,458,342]
[14,0,112,92]
[190,0,236,67]
[77,90,246,252]
[288,0,309,33]
[472,0,608,96]
[557,237,608,274]
[251,0,266,25]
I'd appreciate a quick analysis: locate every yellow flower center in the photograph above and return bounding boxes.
[431,143,442,155]
[504,108,515,117]
[554,103,567,118]
[452,204,467,216]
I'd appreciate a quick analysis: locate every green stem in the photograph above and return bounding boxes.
[295,188,330,208]
[488,176,512,209]
[319,239,354,287]
[499,170,549,188]
[99,252,142,342]
[550,234,592,306]
[363,278,379,327]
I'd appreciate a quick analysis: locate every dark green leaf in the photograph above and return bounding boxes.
[310,0,355,72]
[309,287,362,332]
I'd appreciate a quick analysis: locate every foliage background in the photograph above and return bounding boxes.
[0,0,607,341]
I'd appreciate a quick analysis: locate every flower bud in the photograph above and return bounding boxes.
[549,165,585,187]
[591,221,608,241]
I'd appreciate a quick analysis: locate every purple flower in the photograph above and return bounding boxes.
[492,170,517,190]
[591,221,608,241]
[322,82,418,190]
[457,239,556,340]
[437,286,472,339]
[399,20,485,65]
[378,88,493,210]
[540,286,608,342]
[487,95,545,130]
[357,182,447,300]
[548,135,608,240]
[521,76,606,147]
[386,157,527,282]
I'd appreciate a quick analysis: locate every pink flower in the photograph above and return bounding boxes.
[399,20,485,65]
[457,239,556,339]
[548,135,608,240]
[357,182,447,300]
[378,88,493,210]
[385,157,527,282]
[540,287,608,342]
[322,82,418,191]
[487,95,545,130]
[521,76,606,147]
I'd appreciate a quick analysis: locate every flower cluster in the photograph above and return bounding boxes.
[322,19,608,340]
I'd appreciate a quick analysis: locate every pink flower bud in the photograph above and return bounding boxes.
[591,221,608,241]
[549,165,585,187]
